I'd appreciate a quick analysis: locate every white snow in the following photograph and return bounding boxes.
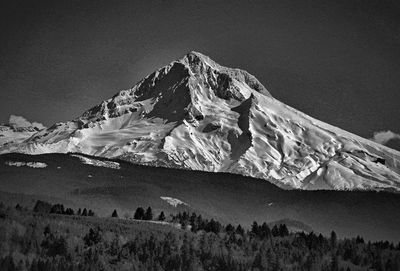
[5,161,47,168]
[71,154,120,169]
[0,125,34,146]
[160,196,189,207]
[0,115,46,147]
[1,51,399,192]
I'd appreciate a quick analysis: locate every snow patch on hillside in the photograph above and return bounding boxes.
[160,196,189,207]
[5,161,47,168]
[71,154,120,169]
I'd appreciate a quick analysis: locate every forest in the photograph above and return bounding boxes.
[0,200,399,271]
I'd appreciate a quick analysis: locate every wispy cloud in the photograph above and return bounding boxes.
[8,115,46,130]
[371,130,400,145]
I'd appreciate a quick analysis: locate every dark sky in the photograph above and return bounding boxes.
[1,0,400,139]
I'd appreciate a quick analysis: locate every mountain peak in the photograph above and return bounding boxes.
[185,50,210,61]
[1,53,400,192]
[187,50,206,56]
[180,50,219,71]
[179,51,271,98]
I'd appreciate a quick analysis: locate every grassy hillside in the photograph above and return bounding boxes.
[1,153,400,242]
[1,204,400,271]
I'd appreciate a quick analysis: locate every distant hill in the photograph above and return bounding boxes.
[1,152,400,242]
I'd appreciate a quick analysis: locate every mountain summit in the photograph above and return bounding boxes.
[2,52,400,191]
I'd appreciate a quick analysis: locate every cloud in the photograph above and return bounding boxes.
[9,115,32,128]
[371,130,400,145]
[8,115,46,130]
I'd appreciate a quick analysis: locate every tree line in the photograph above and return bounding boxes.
[0,201,400,271]
[33,200,95,216]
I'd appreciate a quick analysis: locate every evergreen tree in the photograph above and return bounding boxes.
[278,224,289,237]
[271,225,280,237]
[251,221,259,237]
[134,207,145,220]
[355,235,364,244]
[330,254,339,271]
[260,222,271,239]
[225,223,235,233]
[65,208,74,215]
[50,204,65,214]
[144,207,153,220]
[158,211,166,221]
[112,209,118,218]
[205,219,221,234]
[330,231,337,249]
[82,208,88,216]
[236,224,245,236]
[33,200,52,213]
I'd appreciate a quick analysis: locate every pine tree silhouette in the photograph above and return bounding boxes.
[158,211,166,221]
[112,209,118,218]
[82,208,88,216]
[144,207,153,220]
[134,207,145,220]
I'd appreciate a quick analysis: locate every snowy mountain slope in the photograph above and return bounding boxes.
[0,115,46,147]
[1,51,400,191]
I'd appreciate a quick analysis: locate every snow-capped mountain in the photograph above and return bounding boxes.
[1,52,400,191]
